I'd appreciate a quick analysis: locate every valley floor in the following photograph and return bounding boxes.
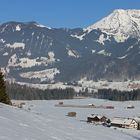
[0,98,140,140]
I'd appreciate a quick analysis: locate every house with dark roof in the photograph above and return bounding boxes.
[87,114,107,123]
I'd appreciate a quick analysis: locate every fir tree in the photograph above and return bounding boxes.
[0,70,11,105]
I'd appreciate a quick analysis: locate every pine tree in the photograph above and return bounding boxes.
[0,70,11,105]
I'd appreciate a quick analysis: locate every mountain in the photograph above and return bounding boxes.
[0,9,140,84]
[85,9,140,42]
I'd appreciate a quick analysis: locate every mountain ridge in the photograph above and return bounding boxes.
[0,9,140,83]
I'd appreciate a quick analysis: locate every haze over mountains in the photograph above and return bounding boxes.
[0,9,140,84]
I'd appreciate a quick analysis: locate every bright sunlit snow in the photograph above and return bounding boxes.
[6,42,25,49]
[0,98,140,140]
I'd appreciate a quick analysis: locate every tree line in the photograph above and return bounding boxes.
[96,88,140,101]
[80,88,140,101]
[6,83,140,101]
[6,82,75,100]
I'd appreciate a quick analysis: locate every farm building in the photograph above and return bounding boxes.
[88,104,95,107]
[111,117,138,129]
[106,106,114,109]
[134,117,140,130]
[87,114,107,123]
[138,122,140,130]
[59,102,63,105]
[67,112,76,117]
[127,105,135,109]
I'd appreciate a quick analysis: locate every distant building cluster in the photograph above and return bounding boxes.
[87,114,140,130]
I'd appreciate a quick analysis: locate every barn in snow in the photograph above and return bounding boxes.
[87,114,107,123]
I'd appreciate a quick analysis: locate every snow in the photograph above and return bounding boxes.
[111,117,133,126]
[85,9,140,42]
[70,31,87,41]
[88,114,104,119]
[8,54,18,66]
[7,52,56,68]
[97,34,106,45]
[16,79,140,93]
[17,82,84,93]
[114,35,128,43]
[78,78,140,91]
[35,23,52,29]
[71,34,84,40]
[37,36,40,40]
[0,24,8,33]
[32,32,34,36]
[97,50,111,57]
[8,56,39,68]
[27,50,32,56]
[67,48,80,58]
[16,25,21,31]
[20,68,60,81]
[0,39,6,43]
[91,50,96,54]
[117,55,128,59]
[134,117,140,122]
[0,98,140,140]
[3,52,8,56]
[127,46,134,52]
[6,42,25,49]
[48,51,55,62]
[49,41,53,46]
[0,67,6,74]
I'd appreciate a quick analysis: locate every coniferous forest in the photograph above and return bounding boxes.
[5,82,140,101]
[94,88,140,101]
[6,82,75,100]
[76,88,140,101]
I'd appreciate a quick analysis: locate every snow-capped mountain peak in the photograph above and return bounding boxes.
[86,9,140,42]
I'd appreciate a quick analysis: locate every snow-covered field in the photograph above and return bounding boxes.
[78,78,140,91]
[16,79,140,94]
[0,98,140,140]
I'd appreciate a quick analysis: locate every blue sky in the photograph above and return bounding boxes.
[0,0,140,28]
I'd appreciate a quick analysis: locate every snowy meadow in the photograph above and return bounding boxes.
[0,98,140,140]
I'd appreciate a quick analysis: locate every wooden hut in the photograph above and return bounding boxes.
[67,112,76,117]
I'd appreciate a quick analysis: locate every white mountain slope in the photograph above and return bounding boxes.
[86,9,140,42]
[0,99,140,140]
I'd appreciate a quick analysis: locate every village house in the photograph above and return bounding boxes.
[134,117,140,130]
[111,117,138,129]
[87,114,107,124]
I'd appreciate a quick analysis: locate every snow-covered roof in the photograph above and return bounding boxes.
[88,114,106,119]
[127,105,134,108]
[111,117,134,125]
[134,117,140,122]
